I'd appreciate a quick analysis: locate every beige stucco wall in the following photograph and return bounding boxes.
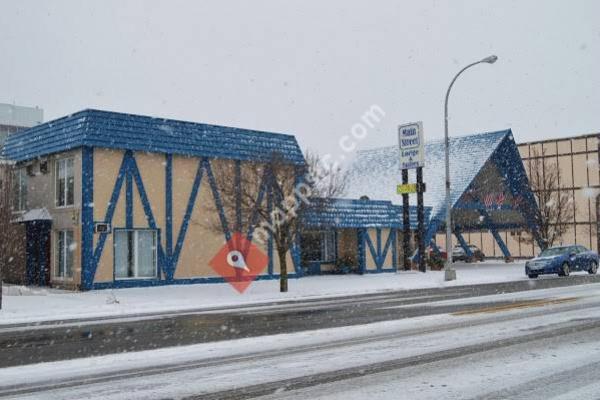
[14,150,83,289]
[337,229,358,266]
[93,149,126,283]
[92,149,289,284]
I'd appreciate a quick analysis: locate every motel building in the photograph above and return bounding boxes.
[1,109,541,290]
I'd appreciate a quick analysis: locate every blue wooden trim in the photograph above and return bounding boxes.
[125,161,133,229]
[391,229,398,270]
[165,154,173,266]
[454,228,473,257]
[364,230,379,271]
[170,158,204,279]
[204,158,231,242]
[364,268,396,274]
[91,272,300,290]
[376,228,382,261]
[81,146,95,290]
[128,153,166,275]
[90,150,129,287]
[358,229,366,273]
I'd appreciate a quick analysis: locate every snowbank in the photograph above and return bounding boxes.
[0,262,527,326]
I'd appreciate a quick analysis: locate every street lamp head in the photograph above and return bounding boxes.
[481,55,498,64]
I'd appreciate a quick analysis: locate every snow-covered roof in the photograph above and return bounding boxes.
[2,109,305,165]
[15,208,52,222]
[346,130,511,222]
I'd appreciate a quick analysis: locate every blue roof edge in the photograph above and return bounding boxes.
[2,109,304,164]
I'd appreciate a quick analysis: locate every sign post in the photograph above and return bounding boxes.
[401,170,410,271]
[398,122,426,273]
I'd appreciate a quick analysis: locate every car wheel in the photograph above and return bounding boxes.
[588,261,598,275]
[528,273,538,279]
[559,262,570,277]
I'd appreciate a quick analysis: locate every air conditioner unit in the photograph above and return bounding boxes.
[94,223,112,234]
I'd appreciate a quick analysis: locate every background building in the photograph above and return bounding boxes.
[457,133,599,258]
[0,103,43,285]
[0,103,43,148]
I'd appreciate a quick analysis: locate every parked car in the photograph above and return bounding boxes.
[410,247,447,260]
[525,245,599,278]
[452,245,485,262]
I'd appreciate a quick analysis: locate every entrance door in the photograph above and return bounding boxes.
[25,220,52,286]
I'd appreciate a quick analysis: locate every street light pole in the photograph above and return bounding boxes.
[444,55,498,281]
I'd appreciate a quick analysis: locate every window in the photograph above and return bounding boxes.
[12,168,27,211]
[55,158,74,207]
[55,230,74,278]
[301,231,336,263]
[114,229,157,279]
[40,160,49,174]
[321,231,336,262]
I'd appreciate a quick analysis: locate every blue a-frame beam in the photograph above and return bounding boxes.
[454,227,473,257]
[479,209,511,258]
[490,135,545,249]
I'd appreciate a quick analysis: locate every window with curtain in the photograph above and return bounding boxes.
[55,158,74,207]
[55,230,74,278]
[115,229,157,279]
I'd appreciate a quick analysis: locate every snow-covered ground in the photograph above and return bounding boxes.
[2,283,600,400]
[0,261,531,326]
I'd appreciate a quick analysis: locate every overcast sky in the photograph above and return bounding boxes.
[1,0,599,158]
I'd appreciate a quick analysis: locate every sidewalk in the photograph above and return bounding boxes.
[0,261,527,326]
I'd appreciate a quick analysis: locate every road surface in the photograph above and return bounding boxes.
[1,278,600,399]
[1,273,600,368]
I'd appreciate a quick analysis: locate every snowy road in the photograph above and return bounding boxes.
[2,283,600,399]
[2,272,600,368]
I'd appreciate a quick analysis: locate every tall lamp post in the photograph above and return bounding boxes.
[444,55,498,281]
